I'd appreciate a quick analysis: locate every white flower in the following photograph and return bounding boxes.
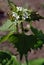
[17,6,23,11]
[16,16,19,20]
[22,17,26,20]
[22,12,28,20]
[12,12,19,20]
[22,15,28,20]
[12,12,17,17]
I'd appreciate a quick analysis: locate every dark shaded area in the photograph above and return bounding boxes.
[0,10,4,19]
[0,10,7,26]
[42,63,44,65]
[0,51,11,64]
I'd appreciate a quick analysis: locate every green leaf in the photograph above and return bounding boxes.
[0,50,20,65]
[0,20,12,31]
[30,26,44,39]
[29,58,44,65]
[8,34,37,59]
[8,33,44,59]
[0,20,17,32]
[0,31,14,43]
[8,0,17,12]
[6,56,20,65]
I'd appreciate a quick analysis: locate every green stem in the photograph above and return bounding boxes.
[25,54,28,65]
[16,23,19,34]
[21,22,24,34]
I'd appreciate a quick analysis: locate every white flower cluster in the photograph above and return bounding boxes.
[11,6,32,24]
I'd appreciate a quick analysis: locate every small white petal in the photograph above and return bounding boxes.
[12,13,15,16]
[22,17,25,20]
[17,6,23,11]
[16,16,19,19]
[23,13,28,19]
[17,7,19,10]
[12,12,17,17]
